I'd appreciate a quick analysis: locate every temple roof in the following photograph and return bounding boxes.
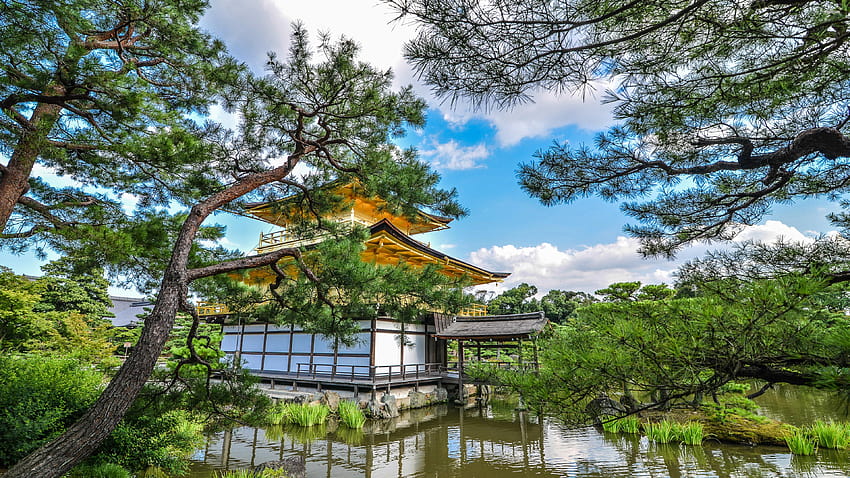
[433,311,548,340]
[364,219,510,285]
[244,181,452,235]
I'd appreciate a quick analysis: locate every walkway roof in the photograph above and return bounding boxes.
[433,311,548,340]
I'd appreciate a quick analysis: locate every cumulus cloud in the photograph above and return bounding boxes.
[440,87,615,147]
[420,139,489,170]
[469,221,824,296]
[203,1,614,145]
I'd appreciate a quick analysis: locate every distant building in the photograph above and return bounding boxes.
[108,296,151,327]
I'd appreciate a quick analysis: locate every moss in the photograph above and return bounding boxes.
[642,408,793,446]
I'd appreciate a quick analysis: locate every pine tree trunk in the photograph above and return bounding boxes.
[0,85,64,232]
[5,156,301,478]
[4,269,187,478]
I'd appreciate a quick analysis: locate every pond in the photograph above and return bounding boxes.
[188,385,850,477]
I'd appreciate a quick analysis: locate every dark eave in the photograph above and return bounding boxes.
[368,219,510,281]
[433,311,548,341]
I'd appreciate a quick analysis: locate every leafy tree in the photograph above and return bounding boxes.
[6,26,466,477]
[594,281,642,302]
[539,289,596,324]
[483,274,850,423]
[636,283,676,301]
[0,0,239,249]
[0,265,116,365]
[487,282,539,315]
[388,0,850,259]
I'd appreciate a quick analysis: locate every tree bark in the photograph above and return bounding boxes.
[4,152,307,478]
[0,84,65,232]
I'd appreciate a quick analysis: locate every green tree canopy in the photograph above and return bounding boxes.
[0,264,116,365]
[489,274,850,423]
[0,0,240,270]
[6,24,468,477]
[389,0,850,259]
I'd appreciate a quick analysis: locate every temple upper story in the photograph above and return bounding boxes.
[241,181,509,286]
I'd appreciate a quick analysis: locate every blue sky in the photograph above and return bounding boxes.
[2,0,841,296]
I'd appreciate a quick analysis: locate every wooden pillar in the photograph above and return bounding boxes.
[532,338,540,372]
[517,339,523,368]
[458,340,464,399]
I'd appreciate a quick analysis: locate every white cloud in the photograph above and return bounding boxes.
[204,2,614,146]
[469,221,825,296]
[440,87,615,147]
[420,139,489,170]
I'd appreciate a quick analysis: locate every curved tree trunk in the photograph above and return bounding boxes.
[5,156,304,478]
[4,275,187,477]
[0,85,65,232]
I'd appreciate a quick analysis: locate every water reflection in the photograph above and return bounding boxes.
[190,394,850,478]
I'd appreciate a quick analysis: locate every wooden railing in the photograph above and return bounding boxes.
[255,218,373,254]
[295,362,444,383]
[458,303,488,316]
[196,302,230,317]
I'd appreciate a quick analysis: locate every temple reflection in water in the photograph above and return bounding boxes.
[189,401,557,478]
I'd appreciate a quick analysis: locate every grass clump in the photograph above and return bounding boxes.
[676,422,704,445]
[216,469,290,477]
[809,421,849,449]
[265,403,296,426]
[785,429,817,455]
[264,402,330,427]
[601,415,641,434]
[290,403,329,427]
[600,416,621,433]
[338,400,366,429]
[617,415,641,434]
[644,420,677,444]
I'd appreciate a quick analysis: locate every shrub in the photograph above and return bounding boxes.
[643,420,677,444]
[785,429,817,455]
[68,463,131,478]
[0,355,103,467]
[338,400,366,429]
[809,421,849,449]
[97,410,205,475]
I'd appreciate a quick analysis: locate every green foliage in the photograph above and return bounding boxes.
[484,283,594,324]
[392,0,850,257]
[643,421,677,444]
[594,282,675,302]
[676,422,705,446]
[487,283,539,315]
[164,314,225,376]
[0,355,103,467]
[809,421,850,449]
[96,410,204,476]
[486,274,850,423]
[0,265,118,366]
[594,282,642,302]
[289,404,330,427]
[786,430,818,455]
[616,416,641,434]
[68,463,131,478]
[265,402,331,427]
[338,401,367,429]
[216,469,290,478]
